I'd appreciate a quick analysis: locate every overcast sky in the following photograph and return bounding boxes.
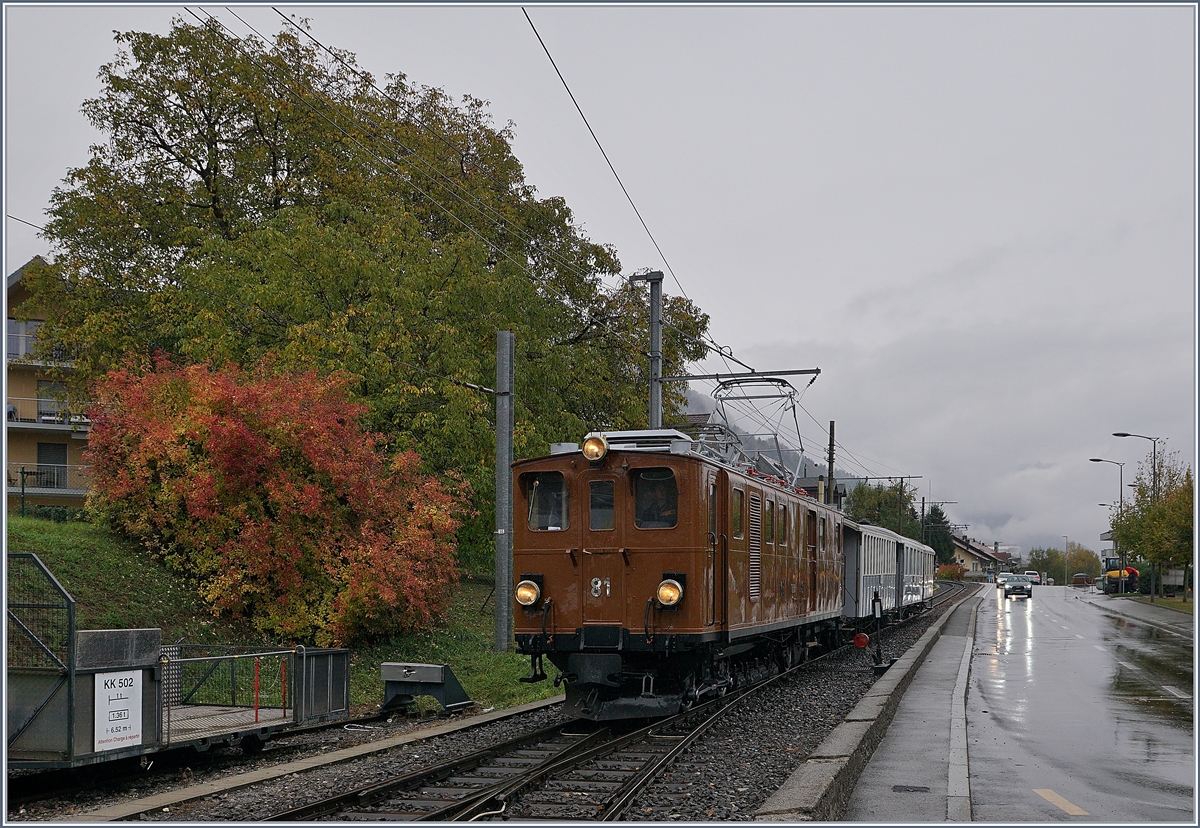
[4,3,1196,560]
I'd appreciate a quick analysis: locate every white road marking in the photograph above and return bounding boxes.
[1162,685,1192,699]
[1094,645,1107,652]
[1116,660,1139,670]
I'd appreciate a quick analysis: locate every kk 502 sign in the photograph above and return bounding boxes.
[94,670,142,751]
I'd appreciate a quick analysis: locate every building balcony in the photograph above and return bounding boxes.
[6,462,92,496]
[6,397,91,431]
[7,332,72,366]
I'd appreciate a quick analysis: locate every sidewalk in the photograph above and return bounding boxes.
[841,591,982,822]
[755,587,986,822]
[1071,589,1193,638]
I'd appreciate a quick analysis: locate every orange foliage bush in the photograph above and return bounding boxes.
[936,563,966,581]
[86,358,470,645]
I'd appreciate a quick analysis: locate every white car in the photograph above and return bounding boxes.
[1024,570,1042,585]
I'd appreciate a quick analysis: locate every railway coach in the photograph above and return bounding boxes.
[842,520,936,621]
[510,428,848,720]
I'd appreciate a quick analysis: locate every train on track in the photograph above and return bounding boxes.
[511,426,935,720]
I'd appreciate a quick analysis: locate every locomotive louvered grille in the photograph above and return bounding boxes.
[749,493,761,600]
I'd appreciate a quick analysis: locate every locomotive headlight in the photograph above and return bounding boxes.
[515,580,541,606]
[581,433,609,462]
[656,578,684,607]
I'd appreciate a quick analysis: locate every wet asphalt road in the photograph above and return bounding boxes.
[968,586,1194,821]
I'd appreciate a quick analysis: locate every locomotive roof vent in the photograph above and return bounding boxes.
[600,429,695,452]
[550,442,579,455]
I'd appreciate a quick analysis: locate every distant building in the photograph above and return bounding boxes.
[6,258,90,512]
[952,534,1003,581]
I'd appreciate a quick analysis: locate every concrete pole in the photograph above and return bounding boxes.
[494,331,515,653]
[649,275,664,429]
[826,421,836,506]
[629,270,666,429]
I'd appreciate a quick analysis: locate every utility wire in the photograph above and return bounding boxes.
[521,7,687,302]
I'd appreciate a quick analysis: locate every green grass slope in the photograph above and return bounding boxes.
[5,516,559,711]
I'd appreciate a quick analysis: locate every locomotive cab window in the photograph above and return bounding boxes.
[731,488,745,539]
[634,468,678,529]
[525,471,568,531]
[590,480,615,531]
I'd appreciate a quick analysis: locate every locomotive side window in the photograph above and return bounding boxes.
[526,472,568,531]
[590,480,615,531]
[731,488,745,539]
[779,504,788,547]
[708,482,717,535]
[634,468,678,529]
[763,499,775,545]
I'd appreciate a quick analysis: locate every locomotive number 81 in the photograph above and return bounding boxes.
[512,428,848,720]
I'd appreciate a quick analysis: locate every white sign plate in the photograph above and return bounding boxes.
[94,669,142,751]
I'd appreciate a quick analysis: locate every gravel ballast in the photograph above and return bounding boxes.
[10,599,959,823]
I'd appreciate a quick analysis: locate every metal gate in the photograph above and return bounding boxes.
[6,553,76,761]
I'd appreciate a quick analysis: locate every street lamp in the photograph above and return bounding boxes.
[1090,458,1125,593]
[1089,458,1125,510]
[1113,433,1160,502]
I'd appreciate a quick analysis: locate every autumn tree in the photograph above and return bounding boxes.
[85,358,470,645]
[23,18,710,568]
[920,503,956,565]
[1111,445,1193,597]
[845,481,922,541]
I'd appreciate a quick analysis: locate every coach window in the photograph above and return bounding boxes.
[590,480,615,531]
[634,468,678,529]
[731,488,745,539]
[763,499,775,545]
[526,471,568,531]
[779,504,788,547]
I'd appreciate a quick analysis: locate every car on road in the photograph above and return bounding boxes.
[1024,570,1042,585]
[996,572,1012,589]
[1003,574,1033,599]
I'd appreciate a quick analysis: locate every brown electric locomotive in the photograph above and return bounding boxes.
[512,428,845,720]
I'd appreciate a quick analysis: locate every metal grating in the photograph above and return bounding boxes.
[748,494,761,601]
[6,553,73,670]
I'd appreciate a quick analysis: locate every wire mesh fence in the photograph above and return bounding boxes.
[160,646,297,744]
[6,552,74,670]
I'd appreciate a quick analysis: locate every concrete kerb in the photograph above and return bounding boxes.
[755,592,978,822]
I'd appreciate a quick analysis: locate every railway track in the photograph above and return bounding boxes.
[261,602,956,826]
[265,686,765,822]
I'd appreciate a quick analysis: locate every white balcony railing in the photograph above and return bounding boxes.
[7,332,70,363]
[6,462,92,494]
[7,332,37,358]
[6,397,91,426]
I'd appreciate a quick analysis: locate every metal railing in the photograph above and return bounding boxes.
[6,333,70,363]
[6,463,92,494]
[6,397,91,426]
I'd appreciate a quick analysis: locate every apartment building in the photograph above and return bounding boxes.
[6,257,90,512]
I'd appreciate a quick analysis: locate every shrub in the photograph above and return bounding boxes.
[936,563,965,581]
[85,357,471,645]
[19,505,89,523]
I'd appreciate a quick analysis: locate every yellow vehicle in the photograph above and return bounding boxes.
[1101,556,1138,594]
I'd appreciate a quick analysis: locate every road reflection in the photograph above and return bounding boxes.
[1103,616,1193,730]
